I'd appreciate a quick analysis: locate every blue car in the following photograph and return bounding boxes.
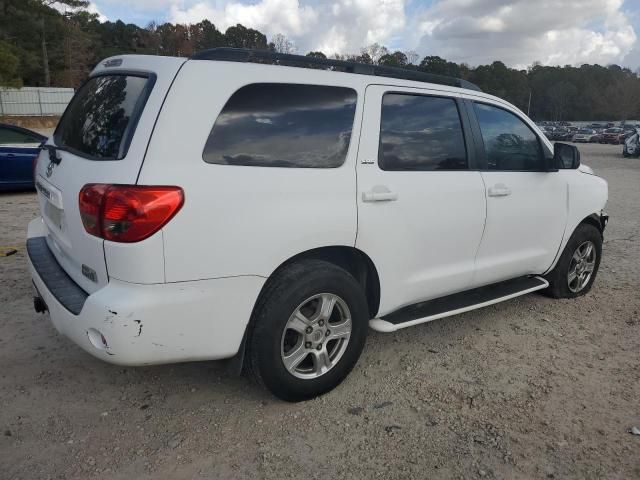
[0,123,47,191]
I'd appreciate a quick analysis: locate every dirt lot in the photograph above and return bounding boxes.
[1,143,639,480]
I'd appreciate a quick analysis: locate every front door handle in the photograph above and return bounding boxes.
[362,186,398,202]
[488,184,512,197]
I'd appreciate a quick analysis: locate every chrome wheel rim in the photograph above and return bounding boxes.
[280,293,352,380]
[567,240,596,293]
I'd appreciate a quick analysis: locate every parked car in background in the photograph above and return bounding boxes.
[551,128,573,141]
[573,128,600,143]
[0,123,46,191]
[623,130,639,157]
[600,128,626,144]
[540,126,555,139]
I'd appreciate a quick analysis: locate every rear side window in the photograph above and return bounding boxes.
[54,74,153,160]
[474,103,543,171]
[379,94,467,171]
[203,83,357,168]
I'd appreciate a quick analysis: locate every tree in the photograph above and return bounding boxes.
[405,50,419,65]
[192,20,224,52]
[419,55,461,77]
[378,51,408,67]
[270,33,296,54]
[306,51,326,59]
[224,24,268,50]
[0,40,22,87]
[361,43,389,64]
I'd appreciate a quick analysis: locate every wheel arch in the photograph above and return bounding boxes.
[544,212,605,275]
[264,246,382,319]
[226,245,381,375]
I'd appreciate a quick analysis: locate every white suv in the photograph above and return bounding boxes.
[28,49,608,401]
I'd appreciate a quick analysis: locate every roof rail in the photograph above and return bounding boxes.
[190,48,482,92]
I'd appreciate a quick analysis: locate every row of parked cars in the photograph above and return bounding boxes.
[537,121,640,146]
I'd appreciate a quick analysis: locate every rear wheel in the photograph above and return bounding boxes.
[545,223,602,298]
[247,260,369,402]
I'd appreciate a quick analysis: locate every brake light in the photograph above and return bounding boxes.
[79,184,184,242]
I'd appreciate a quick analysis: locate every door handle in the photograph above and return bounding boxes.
[488,184,511,197]
[362,186,398,202]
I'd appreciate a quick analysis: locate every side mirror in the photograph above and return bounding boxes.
[553,142,580,169]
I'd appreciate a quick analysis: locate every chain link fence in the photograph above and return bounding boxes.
[0,87,74,116]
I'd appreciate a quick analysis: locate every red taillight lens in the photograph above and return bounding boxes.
[79,184,184,242]
[79,184,109,236]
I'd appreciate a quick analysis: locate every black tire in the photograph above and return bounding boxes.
[247,259,369,402]
[544,223,602,299]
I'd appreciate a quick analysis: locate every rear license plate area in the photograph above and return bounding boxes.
[44,201,64,232]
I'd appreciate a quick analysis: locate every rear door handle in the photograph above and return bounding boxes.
[362,186,398,202]
[488,184,511,197]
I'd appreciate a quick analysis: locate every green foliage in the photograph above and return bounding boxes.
[0,40,22,87]
[379,51,408,67]
[1,1,639,120]
[224,24,268,50]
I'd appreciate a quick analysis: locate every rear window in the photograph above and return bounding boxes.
[54,74,153,160]
[202,83,357,168]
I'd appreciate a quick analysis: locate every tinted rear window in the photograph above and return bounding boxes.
[54,74,152,160]
[203,83,357,168]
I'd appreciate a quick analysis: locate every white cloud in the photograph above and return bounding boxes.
[412,0,637,68]
[94,0,638,68]
[169,0,406,56]
[87,2,109,22]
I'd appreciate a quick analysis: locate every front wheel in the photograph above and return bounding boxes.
[545,223,602,298]
[247,259,369,402]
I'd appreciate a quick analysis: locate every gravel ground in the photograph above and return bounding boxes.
[1,143,639,480]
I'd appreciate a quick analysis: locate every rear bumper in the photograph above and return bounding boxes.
[27,217,265,366]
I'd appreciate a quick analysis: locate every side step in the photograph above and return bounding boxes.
[370,276,549,333]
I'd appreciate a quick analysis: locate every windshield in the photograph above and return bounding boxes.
[54,74,153,160]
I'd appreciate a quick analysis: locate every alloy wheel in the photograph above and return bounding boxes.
[280,293,352,380]
[567,240,596,293]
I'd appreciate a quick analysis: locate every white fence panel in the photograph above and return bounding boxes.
[0,87,74,116]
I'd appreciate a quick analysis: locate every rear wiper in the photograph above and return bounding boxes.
[42,144,62,165]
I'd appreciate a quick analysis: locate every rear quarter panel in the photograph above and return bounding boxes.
[138,61,364,281]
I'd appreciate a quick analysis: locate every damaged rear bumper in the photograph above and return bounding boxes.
[27,218,265,366]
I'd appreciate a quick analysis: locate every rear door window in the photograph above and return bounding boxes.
[54,74,153,160]
[379,94,467,171]
[203,83,357,168]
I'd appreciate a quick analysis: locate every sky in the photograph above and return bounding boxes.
[83,0,640,70]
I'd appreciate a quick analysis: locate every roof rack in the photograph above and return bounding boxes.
[190,48,482,92]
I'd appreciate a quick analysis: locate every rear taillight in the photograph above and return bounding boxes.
[79,184,184,242]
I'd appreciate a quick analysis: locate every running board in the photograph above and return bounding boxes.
[370,276,549,333]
